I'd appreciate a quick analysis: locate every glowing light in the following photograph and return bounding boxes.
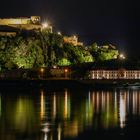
[53,65,57,69]
[42,127,50,133]
[40,68,45,79]
[44,133,47,140]
[58,124,62,140]
[0,95,1,117]
[53,94,56,119]
[40,68,44,73]
[73,35,77,39]
[119,53,125,59]
[40,91,45,120]
[42,22,48,28]
[57,31,61,35]
[64,68,68,73]
[119,93,126,128]
[64,89,68,119]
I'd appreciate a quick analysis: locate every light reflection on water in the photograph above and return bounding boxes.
[0,88,140,140]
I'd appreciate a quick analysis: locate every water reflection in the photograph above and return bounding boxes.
[0,95,1,117]
[119,92,126,128]
[40,90,45,120]
[1,88,140,140]
[91,91,118,129]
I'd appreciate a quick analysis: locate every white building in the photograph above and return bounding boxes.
[90,69,140,79]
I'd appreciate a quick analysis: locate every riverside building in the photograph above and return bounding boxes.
[89,60,140,80]
[90,69,140,79]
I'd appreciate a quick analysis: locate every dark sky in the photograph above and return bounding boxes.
[0,0,139,57]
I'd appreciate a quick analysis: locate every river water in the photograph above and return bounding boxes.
[0,86,140,140]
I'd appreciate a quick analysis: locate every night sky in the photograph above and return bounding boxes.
[0,0,139,57]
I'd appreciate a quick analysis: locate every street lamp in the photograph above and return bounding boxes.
[64,68,68,78]
[40,68,44,73]
[40,68,44,79]
[119,53,126,60]
[64,68,68,73]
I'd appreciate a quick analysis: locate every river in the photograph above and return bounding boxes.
[0,86,140,140]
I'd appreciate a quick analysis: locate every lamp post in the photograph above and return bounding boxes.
[64,68,68,79]
[40,68,44,79]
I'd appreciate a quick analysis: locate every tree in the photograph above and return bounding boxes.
[58,58,71,66]
[0,30,119,71]
[89,43,119,61]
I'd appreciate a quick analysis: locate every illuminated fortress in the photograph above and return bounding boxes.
[63,35,83,46]
[0,16,40,25]
[0,16,42,35]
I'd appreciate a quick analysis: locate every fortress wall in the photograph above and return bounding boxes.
[0,18,30,25]
[0,32,16,36]
[0,16,40,25]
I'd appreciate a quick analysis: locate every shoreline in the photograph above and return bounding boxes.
[0,79,140,88]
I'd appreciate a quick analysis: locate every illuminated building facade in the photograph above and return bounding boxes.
[0,16,40,25]
[0,16,42,33]
[90,69,140,79]
[63,35,83,46]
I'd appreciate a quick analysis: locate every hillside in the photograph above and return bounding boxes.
[0,29,119,71]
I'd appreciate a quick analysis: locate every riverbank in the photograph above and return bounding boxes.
[0,79,82,90]
[78,79,140,86]
[0,78,140,89]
